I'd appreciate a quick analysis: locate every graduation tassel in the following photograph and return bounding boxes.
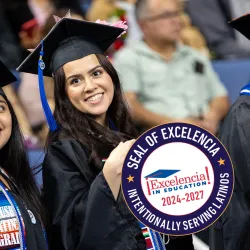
[38,40,58,131]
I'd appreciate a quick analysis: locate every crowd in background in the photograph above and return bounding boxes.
[0,0,249,149]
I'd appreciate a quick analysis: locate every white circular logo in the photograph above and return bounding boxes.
[141,142,214,216]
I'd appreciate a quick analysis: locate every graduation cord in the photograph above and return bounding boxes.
[163,234,170,245]
[38,40,58,131]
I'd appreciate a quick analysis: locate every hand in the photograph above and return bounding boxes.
[200,119,219,135]
[175,117,219,134]
[19,27,41,49]
[103,139,136,177]
[103,139,136,200]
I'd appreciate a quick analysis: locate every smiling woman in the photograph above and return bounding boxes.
[63,55,115,126]
[0,60,48,249]
[15,14,190,249]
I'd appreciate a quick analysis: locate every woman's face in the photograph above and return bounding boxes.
[0,95,12,150]
[64,54,114,125]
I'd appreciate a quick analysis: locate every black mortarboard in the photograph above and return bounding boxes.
[0,60,17,96]
[17,17,126,76]
[229,13,250,40]
[16,14,127,131]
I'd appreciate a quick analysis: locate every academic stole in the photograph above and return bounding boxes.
[101,158,166,249]
[0,168,49,250]
[0,182,26,249]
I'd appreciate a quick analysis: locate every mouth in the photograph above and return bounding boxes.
[85,93,104,104]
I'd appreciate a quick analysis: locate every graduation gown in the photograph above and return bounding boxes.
[210,95,250,250]
[43,138,194,250]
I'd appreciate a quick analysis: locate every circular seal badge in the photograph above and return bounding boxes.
[122,123,234,235]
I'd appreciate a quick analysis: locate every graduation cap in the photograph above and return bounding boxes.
[144,169,180,179]
[0,60,17,96]
[16,12,127,131]
[229,13,250,40]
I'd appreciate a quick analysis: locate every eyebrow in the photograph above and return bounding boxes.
[0,100,7,105]
[66,65,102,82]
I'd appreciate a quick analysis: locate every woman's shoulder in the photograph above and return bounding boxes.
[48,137,89,155]
[43,137,97,181]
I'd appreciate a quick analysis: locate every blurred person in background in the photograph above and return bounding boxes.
[79,0,93,15]
[186,0,250,59]
[87,0,142,47]
[53,0,86,17]
[27,0,85,27]
[2,0,40,65]
[113,0,230,135]
[115,0,143,45]
[86,0,117,22]
[180,13,210,57]
[0,1,22,70]
[86,0,131,58]
[28,0,55,27]
[87,0,208,59]
[0,0,42,148]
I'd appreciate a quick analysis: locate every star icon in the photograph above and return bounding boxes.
[218,158,225,166]
[127,175,135,183]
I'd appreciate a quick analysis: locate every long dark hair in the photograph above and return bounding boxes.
[0,94,45,223]
[48,54,137,169]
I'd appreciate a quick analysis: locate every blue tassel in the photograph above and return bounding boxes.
[38,40,58,131]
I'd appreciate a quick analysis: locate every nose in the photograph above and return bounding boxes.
[171,14,181,25]
[84,77,97,92]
